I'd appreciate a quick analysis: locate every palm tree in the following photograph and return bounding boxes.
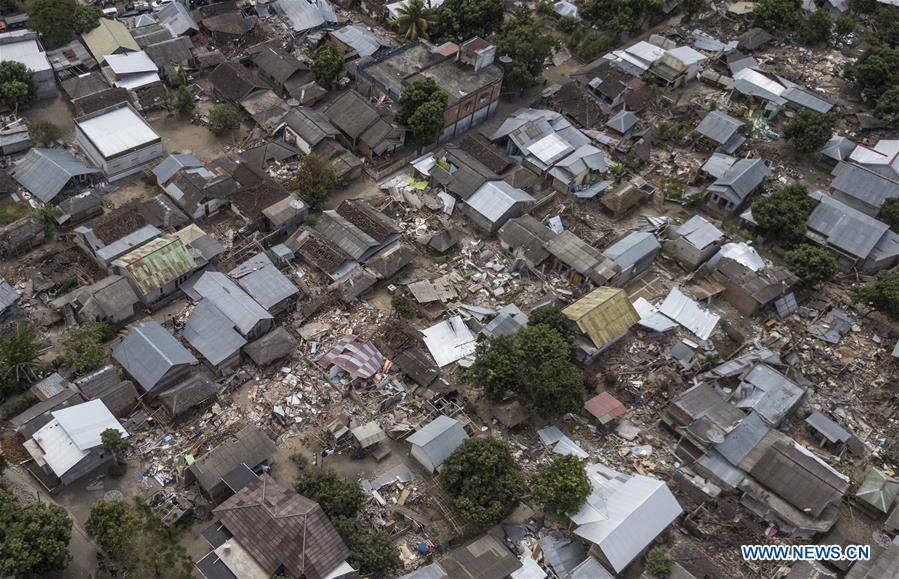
[391,0,437,41]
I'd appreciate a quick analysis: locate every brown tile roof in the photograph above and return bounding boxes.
[213,475,350,579]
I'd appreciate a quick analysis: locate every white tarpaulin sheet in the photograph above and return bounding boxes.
[657,287,720,340]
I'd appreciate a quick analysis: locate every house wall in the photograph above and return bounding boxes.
[246,318,274,341]
[862,252,899,274]
[438,93,500,144]
[721,283,763,316]
[283,126,314,155]
[148,363,194,397]
[663,237,722,270]
[75,127,164,182]
[58,447,112,486]
[33,68,56,99]
[609,250,657,286]
[410,444,436,473]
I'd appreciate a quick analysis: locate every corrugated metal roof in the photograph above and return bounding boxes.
[105,50,157,74]
[831,161,899,210]
[820,134,855,161]
[547,231,619,285]
[657,287,720,340]
[482,304,528,338]
[193,272,272,337]
[53,398,127,450]
[112,322,197,391]
[735,364,804,426]
[422,316,477,367]
[75,105,160,159]
[708,158,769,205]
[807,193,888,259]
[805,411,851,444]
[707,241,765,271]
[82,18,140,62]
[184,299,247,366]
[228,252,299,310]
[605,110,638,134]
[96,224,162,263]
[315,210,378,259]
[602,231,660,271]
[158,0,198,36]
[571,464,683,573]
[11,148,100,203]
[696,110,743,145]
[856,468,899,513]
[316,334,384,378]
[674,215,724,250]
[0,280,20,312]
[714,411,769,466]
[114,235,197,295]
[782,86,833,113]
[153,153,204,185]
[330,25,387,57]
[407,415,468,467]
[563,287,639,348]
[465,180,534,224]
[276,0,336,31]
[189,425,276,494]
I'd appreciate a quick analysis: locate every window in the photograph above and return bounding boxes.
[463,102,472,113]
[479,92,488,104]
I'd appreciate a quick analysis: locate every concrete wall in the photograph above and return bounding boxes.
[410,444,436,473]
[59,448,112,486]
[663,237,722,270]
[75,126,164,182]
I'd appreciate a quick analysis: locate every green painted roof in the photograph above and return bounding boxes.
[856,468,899,513]
[116,236,196,296]
[82,18,139,63]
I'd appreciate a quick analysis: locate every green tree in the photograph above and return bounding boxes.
[534,454,591,516]
[752,183,816,246]
[849,0,877,13]
[753,0,801,31]
[207,104,241,136]
[783,110,834,153]
[881,197,899,231]
[845,45,899,102]
[294,464,365,521]
[407,97,447,144]
[312,45,344,89]
[785,244,838,286]
[391,0,438,40]
[852,272,899,319]
[467,333,522,402]
[0,490,72,578]
[438,0,504,39]
[440,437,524,527]
[680,0,708,21]
[644,546,674,577]
[100,428,129,464]
[872,6,899,47]
[57,322,109,375]
[296,153,337,209]
[0,324,44,399]
[391,294,415,319]
[345,528,402,579]
[72,4,102,34]
[132,499,194,579]
[86,500,140,561]
[835,14,856,36]
[29,119,59,146]
[493,8,556,93]
[397,77,443,125]
[27,0,100,49]
[874,85,899,128]
[529,307,578,344]
[800,8,832,44]
[582,0,665,33]
[0,453,6,476]
[0,62,36,111]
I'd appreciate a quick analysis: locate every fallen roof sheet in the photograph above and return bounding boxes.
[657,287,720,340]
[422,316,477,367]
[316,334,383,379]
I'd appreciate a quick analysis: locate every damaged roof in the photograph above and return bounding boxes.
[11,148,100,203]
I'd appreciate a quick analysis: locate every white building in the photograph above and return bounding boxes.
[75,103,163,181]
[24,399,129,488]
[0,30,55,98]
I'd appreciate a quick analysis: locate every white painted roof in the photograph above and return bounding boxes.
[0,32,52,73]
[33,419,89,477]
[76,105,160,158]
[105,50,158,74]
[422,316,477,367]
[53,398,128,450]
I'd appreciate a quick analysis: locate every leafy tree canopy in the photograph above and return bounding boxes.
[880,197,899,233]
[0,490,72,578]
[845,45,899,102]
[467,323,585,418]
[86,500,140,561]
[644,546,674,577]
[397,77,442,125]
[784,244,838,287]
[440,437,525,527]
[582,0,665,33]
[58,322,110,375]
[29,119,59,146]
[438,0,505,40]
[101,428,129,461]
[872,6,899,47]
[0,324,44,403]
[391,0,438,41]
[874,85,899,128]
[800,8,832,44]
[296,153,337,209]
[294,463,366,521]
[753,0,801,31]
[680,0,708,21]
[407,97,447,143]
[344,528,402,579]
[752,183,816,246]
[28,0,101,49]
[208,104,241,136]
[529,306,578,344]
[312,45,345,89]
[534,454,592,516]
[0,62,36,111]
[782,110,834,154]
[492,8,555,92]
[852,272,899,319]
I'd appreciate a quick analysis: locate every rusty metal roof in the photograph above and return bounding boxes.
[114,235,196,295]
